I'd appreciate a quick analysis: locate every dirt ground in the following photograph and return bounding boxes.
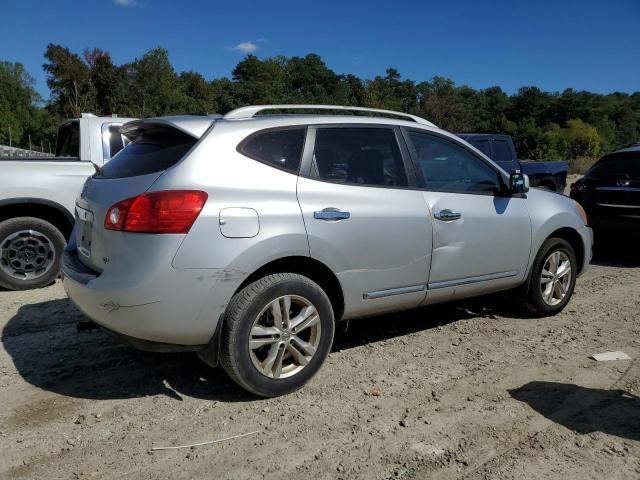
[2,238,640,479]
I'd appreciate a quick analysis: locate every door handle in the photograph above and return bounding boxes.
[434,209,462,221]
[313,208,351,221]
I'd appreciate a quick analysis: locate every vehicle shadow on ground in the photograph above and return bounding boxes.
[591,236,640,268]
[509,381,640,442]
[2,295,522,403]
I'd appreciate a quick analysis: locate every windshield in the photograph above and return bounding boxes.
[587,152,640,179]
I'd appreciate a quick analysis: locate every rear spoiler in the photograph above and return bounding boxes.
[120,115,219,140]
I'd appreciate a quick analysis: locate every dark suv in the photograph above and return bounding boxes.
[570,144,640,238]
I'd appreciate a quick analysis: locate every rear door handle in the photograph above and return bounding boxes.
[313,208,351,221]
[434,209,462,221]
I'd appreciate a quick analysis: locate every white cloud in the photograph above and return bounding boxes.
[230,42,259,54]
[114,0,138,7]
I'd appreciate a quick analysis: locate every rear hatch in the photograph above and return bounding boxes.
[74,118,212,272]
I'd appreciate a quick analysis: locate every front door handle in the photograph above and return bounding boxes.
[434,209,462,221]
[314,208,351,221]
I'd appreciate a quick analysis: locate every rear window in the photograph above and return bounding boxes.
[471,139,491,158]
[238,128,306,173]
[587,152,640,178]
[493,140,513,162]
[98,126,196,179]
[56,122,80,157]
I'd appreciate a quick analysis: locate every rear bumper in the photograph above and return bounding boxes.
[62,247,231,346]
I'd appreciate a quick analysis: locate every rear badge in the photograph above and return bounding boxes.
[103,257,110,264]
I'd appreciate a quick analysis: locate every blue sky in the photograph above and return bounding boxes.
[2,0,639,99]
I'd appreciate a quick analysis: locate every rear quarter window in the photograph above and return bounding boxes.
[238,128,306,173]
[98,126,196,179]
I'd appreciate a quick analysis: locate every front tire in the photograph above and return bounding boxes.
[0,217,66,291]
[523,238,577,317]
[219,273,335,397]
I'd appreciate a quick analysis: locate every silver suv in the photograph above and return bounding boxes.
[62,105,592,397]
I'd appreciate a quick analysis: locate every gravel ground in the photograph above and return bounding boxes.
[2,239,640,479]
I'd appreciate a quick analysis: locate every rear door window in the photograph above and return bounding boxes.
[238,128,306,173]
[98,126,196,179]
[311,127,408,187]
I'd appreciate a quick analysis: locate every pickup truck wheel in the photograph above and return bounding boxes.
[523,238,577,317]
[219,273,335,397]
[0,217,66,291]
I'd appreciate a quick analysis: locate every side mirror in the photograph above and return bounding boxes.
[509,172,530,194]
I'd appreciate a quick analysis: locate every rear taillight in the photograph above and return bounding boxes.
[104,190,208,234]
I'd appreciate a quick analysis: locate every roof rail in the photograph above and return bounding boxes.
[223,104,436,127]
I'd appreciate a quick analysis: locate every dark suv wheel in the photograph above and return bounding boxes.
[0,217,66,291]
[219,273,335,397]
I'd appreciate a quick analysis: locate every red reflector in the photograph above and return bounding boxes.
[104,190,207,234]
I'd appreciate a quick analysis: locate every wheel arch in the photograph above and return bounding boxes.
[0,198,74,239]
[519,224,586,300]
[233,255,345,322]
[547,227,585,275]
[198,255,345,370]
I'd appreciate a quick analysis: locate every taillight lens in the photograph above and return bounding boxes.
[104,190,208,234]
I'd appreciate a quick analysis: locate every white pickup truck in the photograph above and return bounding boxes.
[0,114,135,290]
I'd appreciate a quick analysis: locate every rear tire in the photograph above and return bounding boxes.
[0,217,66,291]
[522,238,577,317]
[219,273,335,397]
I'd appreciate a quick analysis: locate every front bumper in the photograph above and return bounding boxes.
[62,247,231,347]
[578,225,593,275]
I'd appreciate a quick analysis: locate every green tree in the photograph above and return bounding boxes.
[125,47,181,117]
[232,55,286,104]
[4,44,639,165]
[0,61,56,150]
[366,68,417,113]
[43,44,95,118]
[545,119,603,159]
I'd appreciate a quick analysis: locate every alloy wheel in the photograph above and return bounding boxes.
[249,295,321,379]
[540,250,572,306]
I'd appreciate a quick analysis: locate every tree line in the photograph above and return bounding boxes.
[1,44,639,165]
